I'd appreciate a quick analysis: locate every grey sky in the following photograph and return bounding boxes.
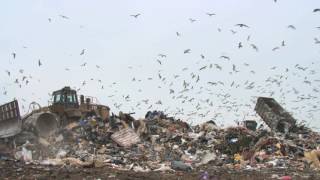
[1,0,320,129]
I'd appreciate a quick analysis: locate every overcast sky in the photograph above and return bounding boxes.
[1,0,320,129]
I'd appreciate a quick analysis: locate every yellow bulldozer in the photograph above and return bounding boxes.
[0,86,110,138]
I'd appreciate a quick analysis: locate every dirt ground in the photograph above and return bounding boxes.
[1,160,320,180]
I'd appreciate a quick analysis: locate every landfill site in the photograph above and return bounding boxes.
[2,1,320,180]
[0,89,320,180]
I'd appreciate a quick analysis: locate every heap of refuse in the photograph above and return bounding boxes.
[1,97,320,173]
[3,111,319,173]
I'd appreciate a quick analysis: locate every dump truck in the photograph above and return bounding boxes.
[255,97,296,133]
[0,100,22,138]
[24,86,110,137]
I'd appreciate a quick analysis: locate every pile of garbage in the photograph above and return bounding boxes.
[2,107,320,173]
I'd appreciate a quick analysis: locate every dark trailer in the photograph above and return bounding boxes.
[0,100,21,138]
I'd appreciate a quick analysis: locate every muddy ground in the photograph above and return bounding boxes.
[1,160,320,180]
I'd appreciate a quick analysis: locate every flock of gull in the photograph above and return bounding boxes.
[2,5,320,128]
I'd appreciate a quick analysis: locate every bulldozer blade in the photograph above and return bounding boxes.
[23,112,59,137]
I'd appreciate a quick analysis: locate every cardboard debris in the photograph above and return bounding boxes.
[111,128,140,147]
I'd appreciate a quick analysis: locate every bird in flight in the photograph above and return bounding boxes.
[206,12,216,16]
[281,40,286,46]
[250,44,258,51]
[287,25,296,30]
[230,29,237,34]
[220,55,230,60]
[130,13,141,18]
[247,35,251,41]
[189,18,196,23]
[176,32,181,36]
[48,18,52,22]
[59,15,69,19]
[12,52,16,59]
[313,9,320,12]
[80,49,85,55]
[156,59,162,65]
[232,64,239,73]
[80,62,87,67]
[5,70,10,76]
[238,42,243,49]
[315,38,320,44]
[38,59,42,66]
[200,54,205,59]
[272,47,280,51]
[158,54,167,58]
[184,49,191,54]
[199,66,207,71]
[235,24,249,28]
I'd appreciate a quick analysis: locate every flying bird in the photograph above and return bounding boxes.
[184,49,191,54]
[130,13,141,18]
[313,9,320,12]
[220,55,230,60]
[247,35,251,41]
[232,64,239,72]
[208,82,218,86]
[199,66,207,71]
[189,18,196,23]
[214,64,222,70]
[59,15,69,19]
[5,70,10,76]
[80,62,87,67]
[158,54,167,58]
[176,32,181,36]
[314,38,320,44]
[235,24,249,28]
[38,59,42,66]
[287,25,296,30]
[250,44,258,51]
[206,12,216,16]
[12,52,16,59]
[80,49,85,55]
[48,18,52,22]
[272,47,280,51]
[156,59,162,65]
[200,54,205,59]
[281,40,286,46]
[238,42,243,48]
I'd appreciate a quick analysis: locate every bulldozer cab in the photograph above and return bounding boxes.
[50,87,81,118]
